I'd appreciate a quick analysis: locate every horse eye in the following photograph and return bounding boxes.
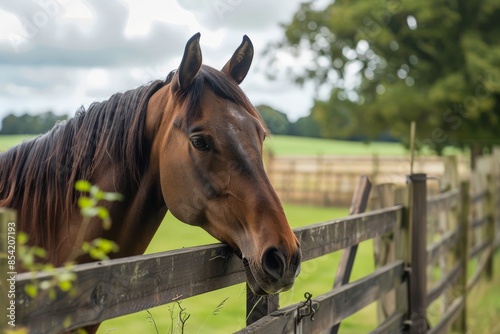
[190,136,210,151]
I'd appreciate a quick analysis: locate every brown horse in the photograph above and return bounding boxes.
[0,33,300,331]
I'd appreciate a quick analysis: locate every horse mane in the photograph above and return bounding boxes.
[0,80,166,250]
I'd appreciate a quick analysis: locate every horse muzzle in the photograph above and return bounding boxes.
[244,246,302,295]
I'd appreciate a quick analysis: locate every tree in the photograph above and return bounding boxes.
[268,0,500,155]
[256,104,292,135]
[289,114,322,138]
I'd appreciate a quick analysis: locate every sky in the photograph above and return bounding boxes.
[0,0,319,122]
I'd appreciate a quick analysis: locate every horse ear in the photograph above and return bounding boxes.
[222,35,253,85]
[176,32,202,91]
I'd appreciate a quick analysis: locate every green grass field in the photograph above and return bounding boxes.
[265,135,409,156]
[0,135,37,152]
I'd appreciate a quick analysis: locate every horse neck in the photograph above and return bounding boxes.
[95,156,167,259]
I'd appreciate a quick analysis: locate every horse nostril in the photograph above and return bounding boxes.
[262,247,286,281]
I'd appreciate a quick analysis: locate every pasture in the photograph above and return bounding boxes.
[264,135,465,157]
[0,135,37,152]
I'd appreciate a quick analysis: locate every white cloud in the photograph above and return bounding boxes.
[0,0,312,122]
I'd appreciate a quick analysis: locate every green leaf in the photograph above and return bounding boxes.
[18,232,28,244]
[74,180,92,192]
[49,289,56,300]
[78,196,94,210]
[41,263,55,273]
[97,207,109,220]
[93,189,105,200]
[25,284,38,298]
[89,248,108,260]
[58,280,73,292]
[22,253,34,266]
[95,239,118,253]
[81,242,91,252]
[33,247,47,259]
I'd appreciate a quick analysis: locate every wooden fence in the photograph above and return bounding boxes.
[266,155,469,206]
[5,149,500,333]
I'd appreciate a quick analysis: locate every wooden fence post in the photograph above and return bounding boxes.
[494,148,500,248]
[486,173,495,279]
[371,183,397,324]
[246,289,278,326]
[453,181,470,332]
[407,174,428,334]
[330,175,372,334]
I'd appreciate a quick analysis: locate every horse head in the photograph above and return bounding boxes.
[146,33,301,295]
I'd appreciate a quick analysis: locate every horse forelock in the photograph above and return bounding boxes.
[172,65,266,131]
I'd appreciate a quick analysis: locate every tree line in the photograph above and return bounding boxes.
[257,104,398,141]
[0,108,316,137]
[0,112,68,135]
[0,107,400,142]
[0,107,324,139]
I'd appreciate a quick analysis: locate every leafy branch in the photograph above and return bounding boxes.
[18,180,123,300]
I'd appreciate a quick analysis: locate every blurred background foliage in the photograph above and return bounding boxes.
[265,0,500,155]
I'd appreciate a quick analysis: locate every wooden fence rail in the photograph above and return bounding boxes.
[4,149,500,333]
[266,155,469,206]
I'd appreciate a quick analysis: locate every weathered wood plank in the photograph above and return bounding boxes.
[236,261,405,334]
[471,215,489,229]
[296,205,403,262]
[486,174,496,278]
[470,189,488,204]
[370,278,408,334]
[469,239,490,258]
[17,244,245,333]
[333,175,372,287]
[428,296,464,334]
[369,311,406,334]
[426,229,458,265]
[426,263,462,307]
[467,244,494,292]
[427,189,459,211]
[331,175,372,334]
[371,183,399,325]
